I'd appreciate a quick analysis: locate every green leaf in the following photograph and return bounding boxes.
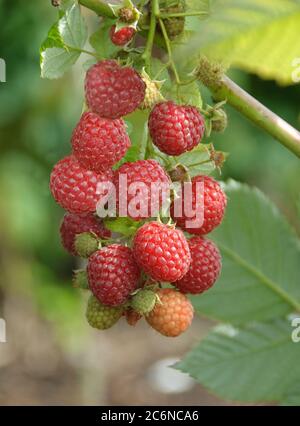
[104,217,142,237]
[163,80,202,109]
[116,110,149,165]
[40,4,87,79]
[175,144,215,176]
[60,0,74,12]
[281,381,300,406]
[177,0,300,85]
[58,3,87,47]
[176,318,300,402]
[41,47,80,79]
[192,181,300,324]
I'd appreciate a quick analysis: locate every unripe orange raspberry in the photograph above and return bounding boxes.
[146,288,194,337]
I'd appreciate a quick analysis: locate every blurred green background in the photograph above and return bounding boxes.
[0,0,299,405]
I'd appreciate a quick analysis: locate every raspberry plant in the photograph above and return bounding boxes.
[42,0,300,406]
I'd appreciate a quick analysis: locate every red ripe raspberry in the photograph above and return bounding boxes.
[148,101,205,155]
[85,60,145,119]
[146,288,194,337]
[71,112,130,173]
[132,222,191,282]
[114,159,171,221]
[87,245,141,306]
[174,237,221,294]
[60,213,111,256]
[110,25,135,46]
[171,175,227,235]
[50,155,113,215]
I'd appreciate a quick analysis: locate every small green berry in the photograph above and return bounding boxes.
[131,288,158,315]
[86,295,123,330]
[74,232,99,258]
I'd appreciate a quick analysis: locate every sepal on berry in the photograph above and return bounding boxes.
[140,69,165,110]
[109,0,141,29]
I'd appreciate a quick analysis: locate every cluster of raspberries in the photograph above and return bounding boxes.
[50,59,227,338]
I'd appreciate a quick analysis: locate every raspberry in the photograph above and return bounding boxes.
[71,112,131,173]
[161,4,186,40]
[60,213,110,256]
[114,159,171,221]
[174,237,221,294]
[86,295,123,330]
[146,288,193,337]
[87,245,141,306]
[133,222,191,282]
[131,288,157,315]
[50,155,113,215]
[124,308,142,326]
[85,60,145,119]
[148,101,205,155]
[171,175,227,235]
[110,25,135,46]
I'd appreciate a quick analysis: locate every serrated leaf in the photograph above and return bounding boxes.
[104,217,141,237]
[41,47,80,79]
[177,0,300,85]
[115,110,149,166]
[58,4,87,47]
[176,318,300,402]
[163,81,202,109]
[40,23,64,51]
[175,144,215,176]
[192,181,300,324]
[40,4,87,79]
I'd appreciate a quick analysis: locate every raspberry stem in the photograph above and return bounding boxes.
[158,17,180,85]
[141,0,159,73]
[78,0,115,18]
[200,72,300,159]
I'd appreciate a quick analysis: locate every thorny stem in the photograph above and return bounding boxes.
[207,75,300,158]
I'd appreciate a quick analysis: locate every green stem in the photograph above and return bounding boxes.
[159,11,208,18]
[141,0,158,72]
[207,75,300,158]
[78,0,115,18]
[158,18,180,84]
[65,44,98,58]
